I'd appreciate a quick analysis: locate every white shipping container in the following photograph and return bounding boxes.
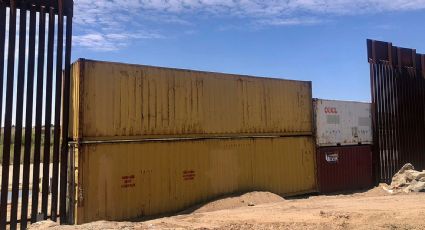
[314,99,372,146]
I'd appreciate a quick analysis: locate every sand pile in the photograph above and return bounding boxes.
[192,191,285,213]
[384,163,425,194]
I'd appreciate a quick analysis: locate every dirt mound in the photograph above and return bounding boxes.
[384,163,425,194]
[28,221,60,229]
[352,184,393,197]
[192,191,285,213]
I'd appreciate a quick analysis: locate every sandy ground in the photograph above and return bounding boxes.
[28,187,425,230]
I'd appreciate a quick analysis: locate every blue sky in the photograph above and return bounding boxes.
[71,0,425,102]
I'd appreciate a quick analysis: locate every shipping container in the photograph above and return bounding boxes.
[70,59,313,140]
[72,137,317,224]
[69,59,317,224]
[316,145,373,193]
[314,99,372,147]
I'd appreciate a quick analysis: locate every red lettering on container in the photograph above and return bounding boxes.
[183,170,196,181]
[121,175,136,188]
[324,107,338,114]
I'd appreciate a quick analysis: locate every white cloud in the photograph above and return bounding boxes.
[258,17,324,26]
[74,0,425,17]
[73,31,163,51]
[72,0,425,51]
[73,33,119,51]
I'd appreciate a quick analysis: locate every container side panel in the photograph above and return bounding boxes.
[315,99,373,146]
[252,137,316,195]
[77,60,313,139]
[76,137,316,224]
[316,145,373,193]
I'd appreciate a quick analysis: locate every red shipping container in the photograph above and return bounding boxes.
[316,145,373,193]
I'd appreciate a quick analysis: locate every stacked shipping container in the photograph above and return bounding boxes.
[70,59,317,224]
[314,99,373,193]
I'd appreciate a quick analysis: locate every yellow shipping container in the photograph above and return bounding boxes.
[69,60,317,224]
[73,137,316,224]
[70,59,313,140]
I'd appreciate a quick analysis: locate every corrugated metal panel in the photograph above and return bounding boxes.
[316,145,373,193]
[70,59,313,140]
[74,137,316,224]
[314,99,372,146]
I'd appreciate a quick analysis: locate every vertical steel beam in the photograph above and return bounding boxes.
[421,57,425,169]
[376,61,384,181]
[0,1,4,226]
[0,0,17,227]
[406,68,415,167]
[31,6,46,223]
[398,66,408,171]
[418,58,425,169]
[410,67,421,168]
[384,64,393,178]
[401,65,412,171]
[378,63,387,181]
[396,68,403,169]
[394,67,402,170]
[406,67,415,167]
[368,40,382,184]
[376,54,382,181]
[60,12,73,224]
[380,64,388,181]
[51,0,64,221]
[370,64,378,183]
[10,4,28,229]
[389,64,400,173]
[385,64,394,181]
[21,5,37,229]
[41,6,55,219]
[0,0,6,144]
